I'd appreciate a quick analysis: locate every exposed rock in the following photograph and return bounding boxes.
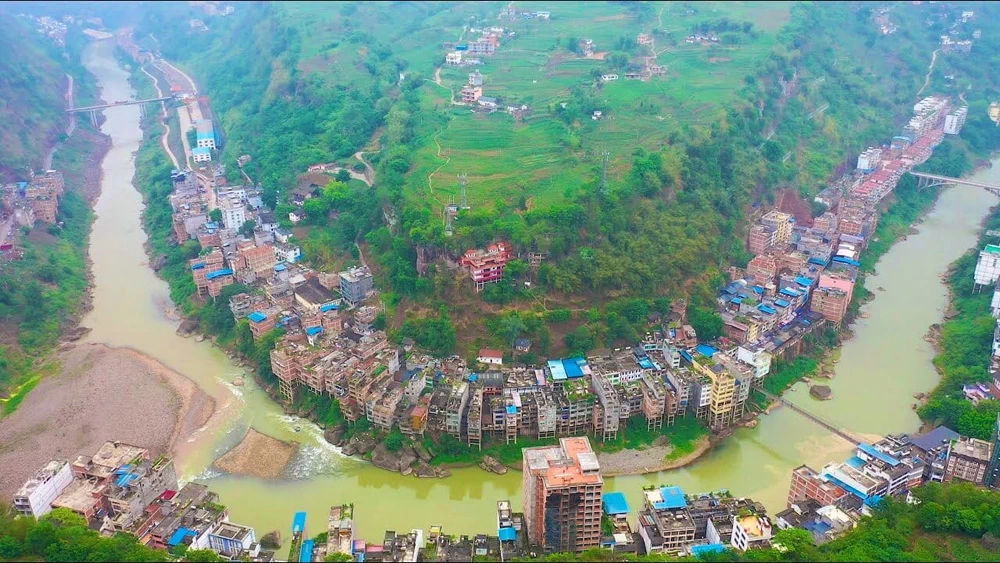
[913,392,925,400]
[944,305,960,320]
[194,334,206,342]
[324,424,346,446]
[176,318,199,337]
[371,443,402,472]
[232,377,244,387]
[349,433,378,456]
[260,531,281,549]
[399,444,418,471]
[64,326,92,342]
[413,442,432,462]
[810,385,833,401]
[151,254,168,271]
[479,455,508,475]
[413,460,450,478]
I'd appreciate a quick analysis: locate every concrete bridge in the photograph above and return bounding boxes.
[753,385,862,445]
[67,96,174,127]
[910,171,1000,197]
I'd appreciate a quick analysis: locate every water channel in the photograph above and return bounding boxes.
[79,39,1000,541]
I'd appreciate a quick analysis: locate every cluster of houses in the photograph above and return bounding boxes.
[725,96,959,368]
[782,420,1000,545]
[0,170,66,258]
[966,237,1000,404]
[871,6,899,36]
[498,6,550,21]
[12,441,273,561]
[443,25,511,66]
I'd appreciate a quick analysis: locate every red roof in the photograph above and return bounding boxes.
[159,490,178,501]
[478,348,504,359]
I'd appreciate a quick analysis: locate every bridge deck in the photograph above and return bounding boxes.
[753,385,861,445]
[67,97,173,113]
[909,171,1000,191]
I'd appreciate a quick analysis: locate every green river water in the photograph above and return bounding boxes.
[79,39,1000,542]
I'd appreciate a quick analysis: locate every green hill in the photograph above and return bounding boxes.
[130,1,1000,353]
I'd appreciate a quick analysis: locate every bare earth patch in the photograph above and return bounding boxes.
[708,57,732,63]
[213,429,298,479]
[597,436,712,477]
[0,343,214,499]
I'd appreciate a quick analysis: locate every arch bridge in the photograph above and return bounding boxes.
[910,171,1000,197]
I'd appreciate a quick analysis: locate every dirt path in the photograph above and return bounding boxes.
[353,151,375,185]
[158,58,198,94]
[916,49,940,99]
[141,65,180,169]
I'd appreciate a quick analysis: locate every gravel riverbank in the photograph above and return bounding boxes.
[0,343,214,500]
[213,429,298,479]
[597,436,713,477]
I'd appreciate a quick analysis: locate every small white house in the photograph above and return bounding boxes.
[288,211,302,224]
[592,110,603,120]
[600,74,619,82]
[446,51,462,65]
[477,348,504,365]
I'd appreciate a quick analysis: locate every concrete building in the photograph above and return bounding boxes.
[974,244,1000,287]
[748,225,777,256]
[195,119,217,149]
[945,437,993,484]
[944,106,968,135]
[460,241,512,291]
[206,522,256,559]
[810,274,854,324]
[856,147,882,171]
[219,198,247,230]
[192,147,212,163]
[522,437,604,553]
[12,460,73,519]
[637,486,695,555]
[760,211,793,246]
[339,266,375,305]
[787,465,848,508]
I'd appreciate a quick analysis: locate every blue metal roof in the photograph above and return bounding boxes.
[191,262,205,270]
[695,344,717,358]
[275,263,287,272]
[506,405,518,414]
[775,299,791,307]
[300,539,314,562]
[248,312,266,323]
[832,256,862,267]
[652,486,687,510]
[857,443,900,467]
[320,303,339,312]
[205,269,233,280]
[730,297,743,304]
[306,326,323,336]
[292,511,306,533]
[564,357,587,378]
[751,285,765,294]
[795,276,814,286]
[822,473,868,500]
[498,527,517,541]
[192,147,211,155]
[680,350,693,363]
[780,287,801,297]
[808,257,827,266]
[758,304,777,315]
[603,492,630,515]
[548,360,567,381]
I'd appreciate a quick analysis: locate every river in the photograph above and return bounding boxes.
[79,38,999,542]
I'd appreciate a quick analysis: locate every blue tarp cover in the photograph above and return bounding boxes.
[320,303,339,312]
[775,299,791,307]
[292,511,306,533]
[795,276,814,286]
[603,492,630,515]
[205,269,233,280]
[190,262,205,270]
[857,443,900,467]
[692,544,726,556]
[564,357,587,378]
[758,304,777,315]
[168,527,196,546]
[498,527,517,541]
[248,312,266,323]
[306,326,323,336]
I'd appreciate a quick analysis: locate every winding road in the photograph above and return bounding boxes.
[43,74,75,170]
[916,49,940,99]
[140,65,180,169]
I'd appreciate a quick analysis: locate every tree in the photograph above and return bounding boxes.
[182,548,225,561]
[325,552,355,562]
[239,219,257,237]
[498,313,527,349]
[335,169,351,183]
[688,306,724,341]
[209,208,223,223]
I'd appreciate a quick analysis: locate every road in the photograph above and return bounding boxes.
[140,65,180,169]
[43,74,75,170]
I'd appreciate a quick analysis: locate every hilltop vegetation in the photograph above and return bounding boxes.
[131,1,1000,354]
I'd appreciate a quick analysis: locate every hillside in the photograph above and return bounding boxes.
[131,1,1000,355]
[0,12,72,179]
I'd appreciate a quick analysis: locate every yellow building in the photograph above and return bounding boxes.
[761,211,793,246]
[689,352,736,431]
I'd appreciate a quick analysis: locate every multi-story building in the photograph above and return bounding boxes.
[945,437,993,484]
[636,486,695,555]
[787,465,849,508]
[327,504,356,559]
[522,437,604,553]
[340,266,375,305]
[196,119,218,149]
[206,522,256,559]
[460,242,512,291]
[810,274,854,324]
[856,147,882,171]
[238,243,277,283]
[12,460,73,519]
[219,197,246,230]
[974,244,1000,287]
[745,255,778,285]
[747,225,777,256]
[760,211,793,246]
[944,106,968,135]
[190,249,226,298]
[102,454,178,533]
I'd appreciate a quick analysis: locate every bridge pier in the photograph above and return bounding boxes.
[89,110,98,129]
